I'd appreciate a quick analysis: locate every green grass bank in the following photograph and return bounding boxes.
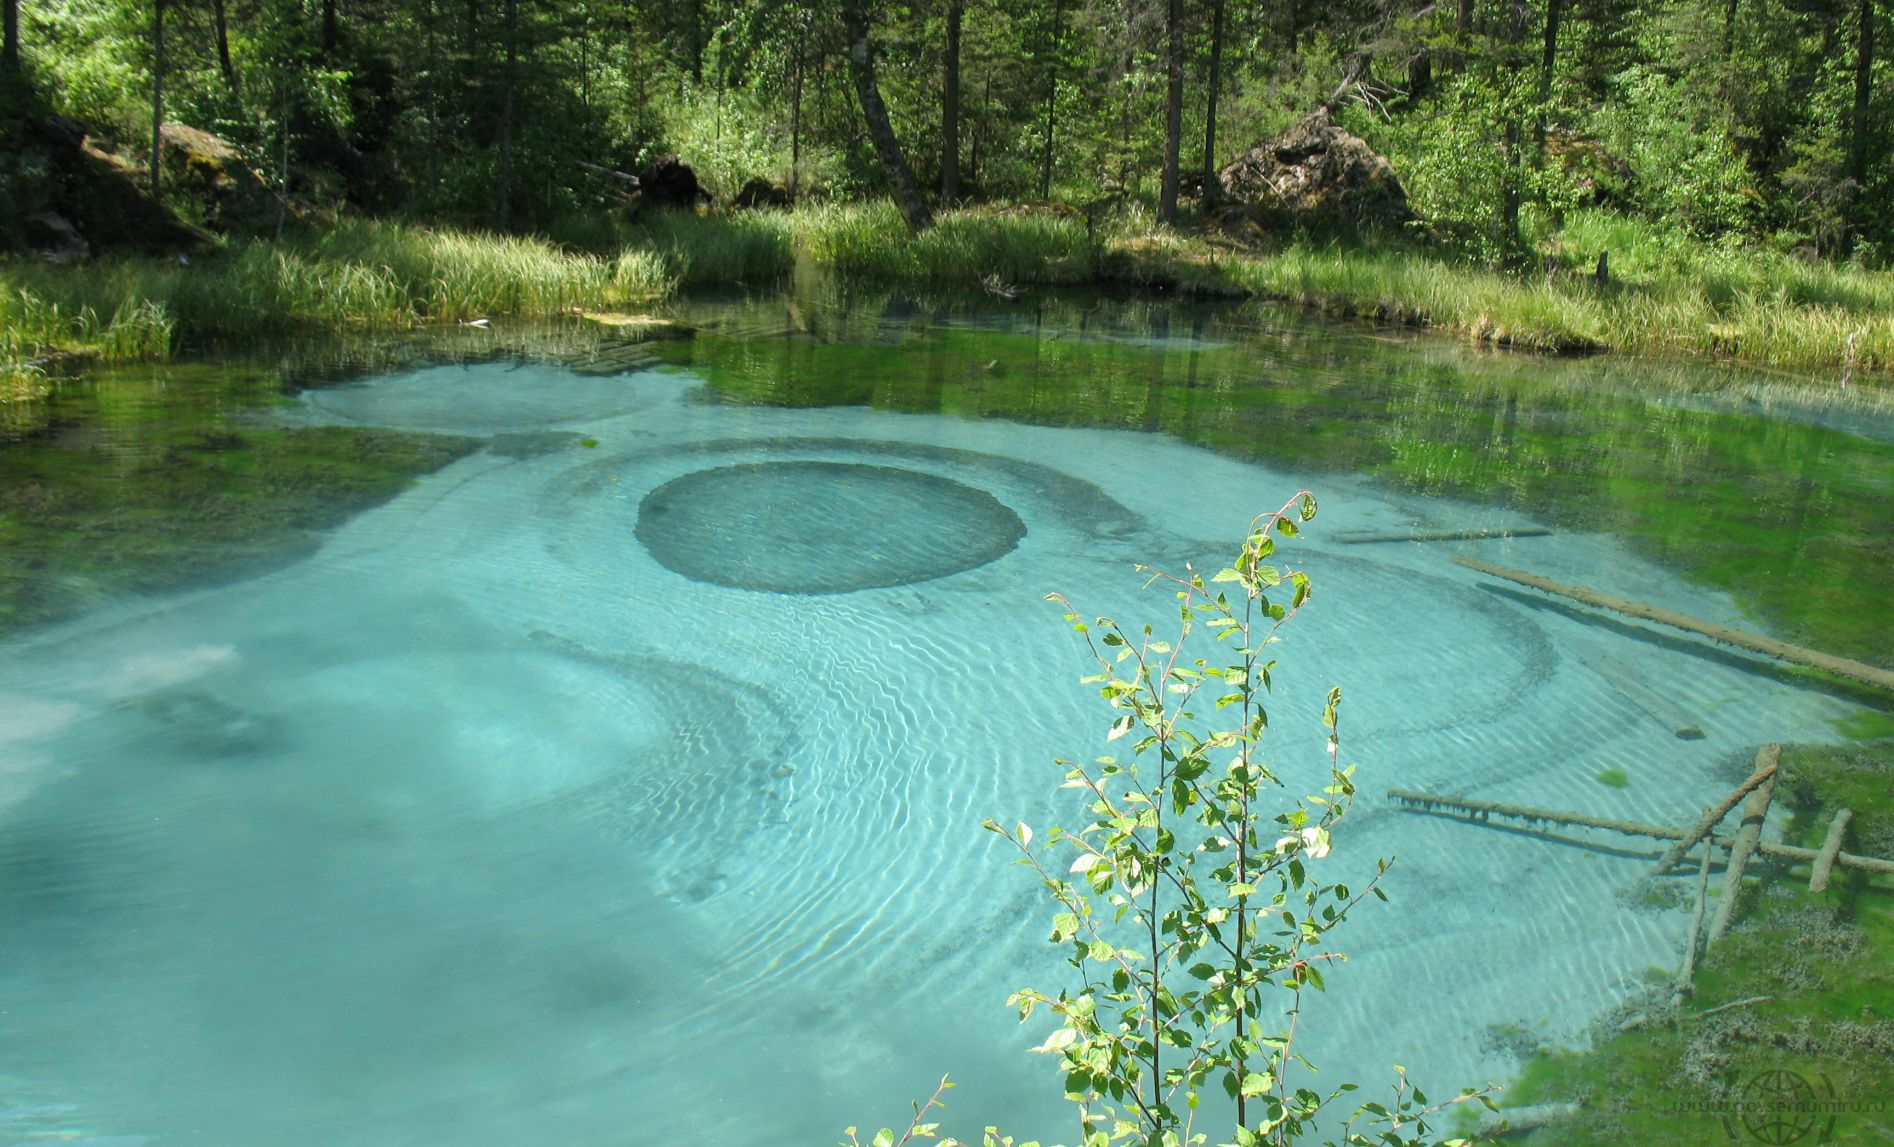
[6,205,1894,381]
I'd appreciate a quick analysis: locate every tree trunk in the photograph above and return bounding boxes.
[213,0,239,90]
[1038,0,1062,199]
[790,11,806,195]
[688,0,704,82]
[1158,0,1184,221]
[842,1,933,232]
[1040,70,1056,198]
[1201,0,1225,203]
[150,0,165,202]
[4,0,22,73]
[323,0,339,59]
[1853,0,1875,189]
[499,0,518,228]
[1724,0,1738,59]
[1536,0,1562,150]
[943,0,962,203]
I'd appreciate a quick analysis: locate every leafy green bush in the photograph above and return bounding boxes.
[858,496,1495,1147]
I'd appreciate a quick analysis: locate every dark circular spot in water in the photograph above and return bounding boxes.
[636,462,1026,593]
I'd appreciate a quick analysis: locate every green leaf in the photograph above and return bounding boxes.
[1240,1072,1276,1097]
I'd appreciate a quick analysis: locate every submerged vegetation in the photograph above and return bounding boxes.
[1491,741,1894,1145]
[0,356,480,632]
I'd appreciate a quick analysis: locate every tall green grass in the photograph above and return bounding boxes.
[0,220,676,357]
[4,206,1891,378]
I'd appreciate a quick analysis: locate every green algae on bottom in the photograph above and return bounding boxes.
[0,415,479,635]
[1832,709,1894,742]
[1487,741,1894,1146]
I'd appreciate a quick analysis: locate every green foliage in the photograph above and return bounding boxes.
[0,221,673,355]
[969,494,1492,1147]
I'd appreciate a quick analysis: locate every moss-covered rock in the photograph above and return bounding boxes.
[158,122,289,236]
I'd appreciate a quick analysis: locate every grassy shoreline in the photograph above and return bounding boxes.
[4,204,1893,381]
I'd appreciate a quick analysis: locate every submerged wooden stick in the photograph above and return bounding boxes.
[1452,557,1894,693]
[1332,526,1553,545]
[1707,772,1778,943]
[1387,788,1894,876]
[1388,788,1687,840]
[1809,809,1855,894]
[1655,746,1780,874]
[1693,995,1774,1019]
[1676,841,1715,1000]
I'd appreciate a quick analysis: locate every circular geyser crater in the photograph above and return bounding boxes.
[636,461,1026,593]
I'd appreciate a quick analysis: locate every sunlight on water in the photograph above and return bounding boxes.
[0,304,1884,1145]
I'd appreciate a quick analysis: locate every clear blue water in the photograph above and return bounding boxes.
[0,302,1886,1145]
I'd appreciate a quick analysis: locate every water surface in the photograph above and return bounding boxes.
[1,293,1889,1145]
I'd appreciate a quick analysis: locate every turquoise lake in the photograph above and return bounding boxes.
[1,292,1890,1145]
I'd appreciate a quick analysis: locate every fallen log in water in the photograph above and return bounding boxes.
[1569,635,1706,740]
[1332,526,1553,545]
[1708,770,1777,943]
[1654,746,1780,873]
[1451,557,1894,694]
[1387,788,1894,876]
[1809,809,1855,894]
[1675,841,1714,1001]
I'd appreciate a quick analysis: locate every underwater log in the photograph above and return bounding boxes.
[1331,526,1553,545]
[1451,557,1894,693]
[1809,809,1855,894]
[1570,635,1706,740]
[1654,746,1780,874]
[1387,788,1894,876]
[1707,770,1777,943]
[1675,841,1714,1000]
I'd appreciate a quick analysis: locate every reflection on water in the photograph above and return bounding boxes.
[0,291,1888,1146]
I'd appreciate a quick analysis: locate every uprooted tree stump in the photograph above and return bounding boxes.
[1216,107,1414,236]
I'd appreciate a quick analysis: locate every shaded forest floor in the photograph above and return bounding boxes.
[4,203,1894,384]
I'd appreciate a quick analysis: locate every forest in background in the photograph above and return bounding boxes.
[2,0,1888,264]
